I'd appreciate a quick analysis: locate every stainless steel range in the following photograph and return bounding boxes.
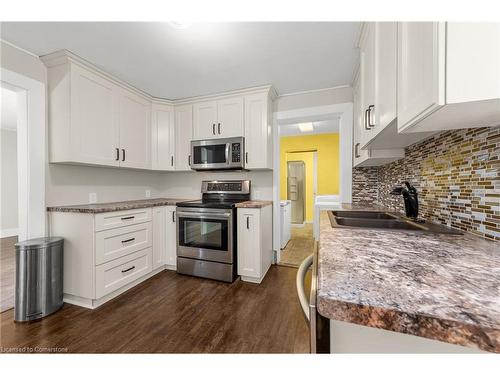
[176,180,250,282]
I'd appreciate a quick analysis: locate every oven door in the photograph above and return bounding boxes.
[177,208,233,263]
[191,141,230,170]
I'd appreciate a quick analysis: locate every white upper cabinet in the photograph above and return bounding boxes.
[193,97,244,139]
[244,92,273,169]
[43,51,151,170]
[175,104,194,171]
[69,63,119,166]
[217,97,244,137]
[151,102,175,171]
[397,22,445,132]
[398,22,500,133]
[117,89,151,169]
[43,50,274,172]
[193,101,217,139]
[373,22,397,138]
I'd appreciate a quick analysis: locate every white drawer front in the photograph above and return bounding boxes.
[95,208,152,231]
[95,248,152,299]
[95,222,152,265]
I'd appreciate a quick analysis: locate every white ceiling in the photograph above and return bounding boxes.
[1,87,17,131]
[280,119,339,137]
[0,22,360,99]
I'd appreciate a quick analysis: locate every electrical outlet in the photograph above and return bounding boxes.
[145,189,151,198]
[254,191,260,199]
[89,193,97,204]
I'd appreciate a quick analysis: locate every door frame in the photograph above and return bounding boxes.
[1,68,46,241]
[272,103,353,262]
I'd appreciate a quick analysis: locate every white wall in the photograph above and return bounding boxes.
[0,129,18,235]
[162,171,273,200]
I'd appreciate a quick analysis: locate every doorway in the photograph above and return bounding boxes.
[0,86,19,312]
[1,68,46,313]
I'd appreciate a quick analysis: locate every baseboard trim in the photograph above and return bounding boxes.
[63,266,171,309]
[0,228,18,238]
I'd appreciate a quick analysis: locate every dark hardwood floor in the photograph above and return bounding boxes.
[0,265,310,353]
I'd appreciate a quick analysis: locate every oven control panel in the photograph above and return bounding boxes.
[207,182,242,192]
[202,180,251,194]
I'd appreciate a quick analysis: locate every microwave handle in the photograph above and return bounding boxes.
[226,143,230,165]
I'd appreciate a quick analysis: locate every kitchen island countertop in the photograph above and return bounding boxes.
[317,204,500,353]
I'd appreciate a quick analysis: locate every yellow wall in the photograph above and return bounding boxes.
[280,133,340,222]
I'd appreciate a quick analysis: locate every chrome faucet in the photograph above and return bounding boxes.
[390,182,419,220]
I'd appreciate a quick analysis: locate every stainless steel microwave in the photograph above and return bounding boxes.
[190,137,245,171]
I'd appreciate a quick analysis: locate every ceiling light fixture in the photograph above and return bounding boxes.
[298,123,314,132]
[168,21,193,30]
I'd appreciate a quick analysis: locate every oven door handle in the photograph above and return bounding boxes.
[178,212,231,220]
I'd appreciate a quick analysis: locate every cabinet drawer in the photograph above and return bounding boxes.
[95,222,152,265]
[95,248,152,299]
[95,208,152,231]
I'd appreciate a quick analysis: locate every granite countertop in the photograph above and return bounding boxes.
[235,200,273,208]
[47,198,196,213]
[317,204,500,353]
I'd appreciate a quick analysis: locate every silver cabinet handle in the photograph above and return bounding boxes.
[296,254,313,321]
[172,211,175,222]
[121,216,135,220]
[115,148,120,161]
[367,105,375,128]
[171,156,174,166]
[245,152,248,164]
[355,143,360,158]
[218,123,221,134]
[364,108,370,130]
[212,124,216,135]
[246,216,250,229]
[122,148,126,161]
[121,238,135,244]
[188,155,191,165]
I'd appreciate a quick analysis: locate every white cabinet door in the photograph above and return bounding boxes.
[175,104,193,171]
[360,23,376,145]
[70,64,119,166]
[118,90,151,169]
[397,22,445,132]
[353,78,369,165]
[152,103,175,170]
[237,209,260,278]
[193,101,217,140]
[374,22,397,135]
[244,93,270,169]
[165,206,177,269]
[152,207,166,270]
[217,97,244,138]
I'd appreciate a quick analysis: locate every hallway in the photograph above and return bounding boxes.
[279,223,314,267]
[0,236,17,312]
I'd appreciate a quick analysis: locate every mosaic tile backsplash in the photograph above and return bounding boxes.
[352,126,500,241]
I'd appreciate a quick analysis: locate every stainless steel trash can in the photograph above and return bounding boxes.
[15,237,64,322]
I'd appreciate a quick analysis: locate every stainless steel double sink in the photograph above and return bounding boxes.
[328,210,463,234]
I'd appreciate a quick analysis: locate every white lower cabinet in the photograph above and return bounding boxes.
[237,205,273,283]
[152,207,166,270]
[50,205,176,309]
[165,206,177,269]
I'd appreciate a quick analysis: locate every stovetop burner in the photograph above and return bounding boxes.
[176,180,250,209]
